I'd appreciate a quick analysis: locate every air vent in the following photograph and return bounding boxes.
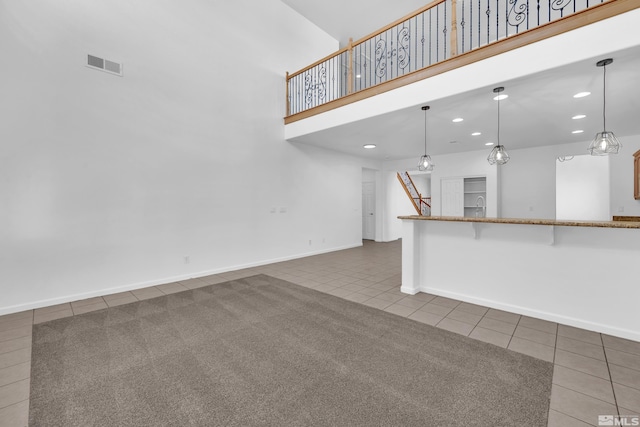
[86,54,123,76]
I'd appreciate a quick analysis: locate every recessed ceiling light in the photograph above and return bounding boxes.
[573,92,591,98]
[493,94,508,101]
[485,142,494,146]
[452,118,464,123]
[471,132,481,136]
[363,144,376,149]
[572,130,584,134]
[572,114,586,120]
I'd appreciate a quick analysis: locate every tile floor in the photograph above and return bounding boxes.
[1,240,639,426]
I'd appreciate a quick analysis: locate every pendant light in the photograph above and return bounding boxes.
[487,87,510,165]
[418,106,435,171]
[588,58,621,156]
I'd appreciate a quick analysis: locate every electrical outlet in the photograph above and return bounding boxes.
[184,255,190,264]
[618,206,625,213]
[308,240,312,246]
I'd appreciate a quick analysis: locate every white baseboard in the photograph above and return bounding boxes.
[0,243,363,316]
[420,286,640,342]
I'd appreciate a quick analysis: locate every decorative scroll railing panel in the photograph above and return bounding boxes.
[286,0,615,117]
[457,0,608,53]
[353,0,451,93]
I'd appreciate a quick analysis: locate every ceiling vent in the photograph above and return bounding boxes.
[86,54,123,76]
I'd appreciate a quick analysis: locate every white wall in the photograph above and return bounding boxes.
[556,155,610,221]
[610,136,640,216]
[0,0,381,314]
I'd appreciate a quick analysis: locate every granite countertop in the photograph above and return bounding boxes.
[397,215,640,229]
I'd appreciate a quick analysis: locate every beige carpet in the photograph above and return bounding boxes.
[29,275,552,426]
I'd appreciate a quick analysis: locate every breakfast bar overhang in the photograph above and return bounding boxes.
[398,215,640,341]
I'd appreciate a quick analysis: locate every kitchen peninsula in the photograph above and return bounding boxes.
[398,215,640,341]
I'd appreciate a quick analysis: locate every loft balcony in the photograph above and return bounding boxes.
[284,0,639,135]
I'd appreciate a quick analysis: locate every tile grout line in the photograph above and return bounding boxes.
[601,333,621,418]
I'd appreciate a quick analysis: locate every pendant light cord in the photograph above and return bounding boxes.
[497,94,501,146]
[424,108,428,155]
[603,64,607,131]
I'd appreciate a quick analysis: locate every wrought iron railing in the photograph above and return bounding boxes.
[286,0,611,117]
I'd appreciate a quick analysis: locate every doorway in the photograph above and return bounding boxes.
[362,181,375,240]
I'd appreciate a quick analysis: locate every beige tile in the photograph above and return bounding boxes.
[436,318,474,336]
[556,335,606,361]
[547,409,592,427]
[0,318,31,334]
[0,348,30,371]
[550,384,617,426]
[361,298,393,310]
[553,365,615,404]
[0,400,29,427]
[394,297,428,310]
[178,278,210,289]
[446,309,482,326]
[507,337,554,362]
[356,287,384,298]
[609,364,640,391]
[557,324,602,346]
[418,303,453,317]
[469,327,511,348]
[0,327,31,344]
[105,295,138,308]
[477,317,517,335]
[33,303,71,316]
[341,284,367,293]
[374,292,405,303]
[518,316,557,335]
[0,317,33,338]
[514,325,556,347]
[606,348,640,372]
[0,378,29,410]
[0,362,30,388]
[342,293,370,304]
[555,349,610,380]
[383,304,416,318]
[155,283,188,295]
[33,308,73,324]
[71,301,107,315]
[455,302,489,317]
[0,312,32,326]
[131,287,164,300]
[408,310,443,326]
[409,292,437,302]
[602,335,640,357]
[102,291,135,302]
[0,338,30,356]
[70,297,105,308]
[326,288,353,298]
[614,383,640,413]
[312,284,337,293]
[198,274,228,285]
[484,308,520,325]
[430,296,460,309]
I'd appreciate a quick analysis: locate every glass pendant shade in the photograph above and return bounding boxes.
[487,87,510,165]
[588,131,621,156]
[417,106,435,171]
[418,154,434,171]
[487,145,510,165]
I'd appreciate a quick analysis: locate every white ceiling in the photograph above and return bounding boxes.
[281,1,640,161]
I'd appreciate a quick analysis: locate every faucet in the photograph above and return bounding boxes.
[475,196,486,218]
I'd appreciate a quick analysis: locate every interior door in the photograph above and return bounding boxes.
[441,178,464,217]
[362,182,375,240]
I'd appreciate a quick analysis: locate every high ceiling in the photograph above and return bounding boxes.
[281,1,640,161]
